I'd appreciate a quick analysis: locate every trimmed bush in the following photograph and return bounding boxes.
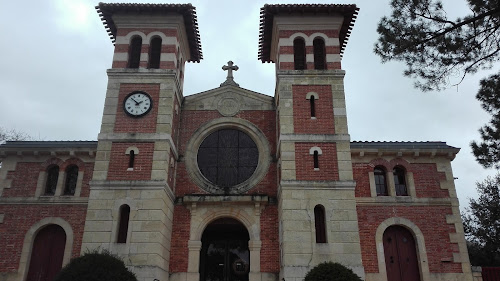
[304,262,362,281]
[53,249,137,281]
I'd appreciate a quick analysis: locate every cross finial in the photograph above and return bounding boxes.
[221,61,239,87]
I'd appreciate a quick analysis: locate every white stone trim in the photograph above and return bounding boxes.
[145,31,169,43]
[279,35,340,47]
[115,31,147,45]
[375,217,430,281]
[18,217,74,281]
[309,146,322,155]
[306,92,319,100]
[186,205,263,281]
[125,146,139,155]
[326,54,341,63]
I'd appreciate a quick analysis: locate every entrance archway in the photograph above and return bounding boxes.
[383,225,421,281]
[200,218,250,281]
[26,224,67,281]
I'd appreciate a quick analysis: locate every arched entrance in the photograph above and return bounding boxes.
[200,218,250,281]
[26,224,67,281]
[383,225,421,281]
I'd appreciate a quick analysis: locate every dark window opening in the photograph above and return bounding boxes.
[310,96,316,117]
[127,36,142,68]
[313,151,319,169]
[63,165,78,196]
[313,37,326,70]
[374,166,388,196]
[148,37,162,69]
[293,38,306,70]
[45,165,59,195]
[394,166,408,196]
[314,205,327,243]
[197,129,258,188]
[128,150,135,169]
[117,204,130,243]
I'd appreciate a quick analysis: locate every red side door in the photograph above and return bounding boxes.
[383,225,421,281]
[26,224,66,281]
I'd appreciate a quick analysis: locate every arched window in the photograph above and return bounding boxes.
[310,95,316,118]
[313,37,326,70]
[314,205,327,243]
[127,36,142,68]
[313,151,319,169]
[63,165,78,195]
[393,166,408,196]
[374,166,388,196]
[128,150,135,169]
[117,204,130,243]
[148,37,162,69]
[45,165,59,195]
[309,147,322,170]
[293,37,306,70]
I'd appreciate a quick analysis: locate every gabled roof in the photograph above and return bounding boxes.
[95,2,202,62]
[258,4,359,62]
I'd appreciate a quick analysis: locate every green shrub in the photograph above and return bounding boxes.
[304,262,362,281]
[53,249,137,281]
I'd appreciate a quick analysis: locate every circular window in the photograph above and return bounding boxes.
[197,129,258,187]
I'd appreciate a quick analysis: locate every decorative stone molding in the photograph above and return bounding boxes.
[184,117,271,194]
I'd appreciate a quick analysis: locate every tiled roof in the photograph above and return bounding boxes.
[350,141,459,150]
[95,2,202,62]
[258,4,359,62]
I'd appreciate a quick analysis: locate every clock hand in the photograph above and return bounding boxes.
[130,98,140,105]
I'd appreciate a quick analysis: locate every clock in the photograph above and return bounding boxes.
[123,91,152,117]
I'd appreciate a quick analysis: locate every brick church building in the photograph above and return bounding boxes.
[0,3,475,281]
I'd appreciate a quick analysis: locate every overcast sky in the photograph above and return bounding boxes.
[0,0,498,211]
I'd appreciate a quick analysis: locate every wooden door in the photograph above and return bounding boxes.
[26,224,66,281]
[383,225,420,281]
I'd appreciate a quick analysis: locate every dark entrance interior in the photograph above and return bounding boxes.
[383,225,421,281]
[200,218,250,281]
[26,224,66,281]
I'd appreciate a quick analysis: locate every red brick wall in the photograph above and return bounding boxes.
[292,85,335,134]
[295,143,338,181]
[352,160,449,198]
[114,84,160,133]
[0,205,87,272]
[2,159,94,198]
[3,163,40,197]
[413,163,448,198]
[169,205,190,272]
[353,163,371,197]
[260,205,280,273]
[107,142,154,180]
[357,205,462,273]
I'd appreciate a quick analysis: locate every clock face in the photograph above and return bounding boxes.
[123,91,152,117]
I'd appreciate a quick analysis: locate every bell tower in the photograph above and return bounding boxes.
[82,3,202,281]
[259,4,364,280]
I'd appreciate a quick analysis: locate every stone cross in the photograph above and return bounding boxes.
[220,61,240,87]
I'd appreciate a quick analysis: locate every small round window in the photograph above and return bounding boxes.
[197,129,258,187]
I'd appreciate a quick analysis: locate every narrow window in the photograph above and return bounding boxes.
[393,166,408,196]
[313,37,326,70]
[127,36,142,68]
[63,165,78,195]
[310,95,316,117]
[374,166,388,196]
[128,150,135,169]
[148,37,162,69]
[293,38,306,70]
[117,204,130,243]
[313,151,319,169]
[314,205,327,243]
[45,165,59,195]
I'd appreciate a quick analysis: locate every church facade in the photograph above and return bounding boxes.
[0,3,474,281]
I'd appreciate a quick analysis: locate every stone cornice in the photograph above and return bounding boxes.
[279,180,356,189]
[90,180,175,201]
[355,196,456,206]
[0,197,88,205]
